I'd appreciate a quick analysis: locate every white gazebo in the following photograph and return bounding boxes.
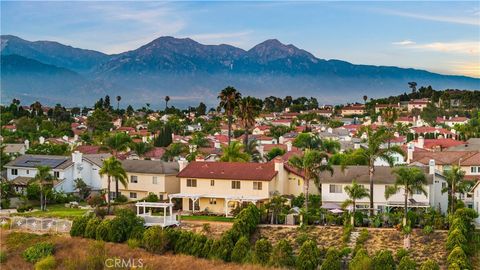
[135,201,179,227]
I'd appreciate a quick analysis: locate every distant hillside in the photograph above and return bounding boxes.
[1,35,479,106]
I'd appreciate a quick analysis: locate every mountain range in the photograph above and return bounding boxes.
[1,35,479,107]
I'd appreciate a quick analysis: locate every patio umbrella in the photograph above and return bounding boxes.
[329,208,344,214]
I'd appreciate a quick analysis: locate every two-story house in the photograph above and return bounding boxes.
[318,163,448,214]
[102,160,180,201]
[471,181,480,225]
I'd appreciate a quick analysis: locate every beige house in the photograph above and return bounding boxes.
[102,160,180,201]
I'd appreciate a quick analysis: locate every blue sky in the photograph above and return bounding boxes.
[2,1,479,77]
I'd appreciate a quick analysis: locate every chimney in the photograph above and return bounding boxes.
[354,141,360,149]
[39,136,45,144]
[178,158,188,171]
[214,140,221,149]
[394,132,399,138]
[62,135,69,141]
[279,136,285,144]
[429,159,435,175]
[286,141,292,152]
[327,127,333,134]
[443,115,446,120]
[24,139,30,150]
[407,142,414,163]
[195,155,205,162]
[417,136,425,149]
[258,145,265,158]
[72,150,83,164]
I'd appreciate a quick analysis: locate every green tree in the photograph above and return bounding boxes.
[270,239,295,268]
[162,143,187,161]
[218,86,241,145]
[220,141,251,162]
[130,142,153,158]
[231,236,250,263]
[103,133,131,196]
[99,156,128,213]
[385,167,427,226]
[33,166,56,211]
[349,248,371,270]
[442,166,469,214]
[265,147,286,161]
[357,126,404,216]
[87,109,113,132]
[420,259,440,270]
[343,180,370,226]
[236,96,261,148]
[372,250,395,270]
[320,248,341,270]
[398,256,417,270]
[253,239,272,266]
[188,132,209,147]
[165,96,170,110]
[296,240,320,270]
[289,149,333,212]
[293,133,321,150]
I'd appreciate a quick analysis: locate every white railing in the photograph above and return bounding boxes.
[1,216,72,233]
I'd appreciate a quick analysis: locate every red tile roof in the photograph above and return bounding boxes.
[419,139,465,150]
[411,127,453,135]
[144,147,165,159]
[177,161,277,181]
[75,145,102,154]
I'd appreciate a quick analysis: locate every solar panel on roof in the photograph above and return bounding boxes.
[15,157,67,168]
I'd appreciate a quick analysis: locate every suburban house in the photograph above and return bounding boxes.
[407,99,430,112]
[4,151,107,194]
[341,105,365,116]
[319,164,448,214]
[101,160,180,201]
[3,141,29,156]
[375,103,401,113]
[471,181,480,225]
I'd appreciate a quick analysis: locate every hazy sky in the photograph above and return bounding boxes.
[2,1,479,77]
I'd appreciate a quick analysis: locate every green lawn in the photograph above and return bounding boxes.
[14,204,89,219]
[180,215,234,222]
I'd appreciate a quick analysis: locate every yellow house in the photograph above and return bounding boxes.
[102,160,180,201]
[173,156,317,216]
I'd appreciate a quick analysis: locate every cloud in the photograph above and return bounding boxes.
[392,40,416,46]
[393,40,479,55]
[375,8,479,26]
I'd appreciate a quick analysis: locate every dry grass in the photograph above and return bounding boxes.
[180,220,232,239]
[0,230,267,270]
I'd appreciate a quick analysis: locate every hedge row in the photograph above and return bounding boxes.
[446,208,478,270]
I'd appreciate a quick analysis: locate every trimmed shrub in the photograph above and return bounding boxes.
[396,248,409,262]
[320,248,341,270]
[270,239,295,268]
[231,236,250,264]
[22,242,55,263]
[70,215,90,237]
[190,234,207,257]
[296,232,312,247]
[423,225,434,236]
[202,239,214,258]
[446,228,467,252]
[214,233,235,261]
[144,193,159,202]
[447,246,470,270]
[34,255,56,270]
[398,256,417,270]
[253,238,272,266]
[129,226,145,241]
[349,248,371,270]
[296,240,320,270]
[127,238,141,249]
[109,209,144,243]
[95,220,111,241]
[84,218,101,239]
[174,230,195,254]
[143,226,168,254]
[420,259,440,270]
[114,194,128,203]
[372,250,395,270]
[356,228,369,245]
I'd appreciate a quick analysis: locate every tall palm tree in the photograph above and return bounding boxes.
[236,96,261,148]
[385,167,427,226]
[99,156,128,213]
[116,96,121,111]
[320,139,341,154]
[103,133,131,196]
[34,166,55,211]
[288,149,333,212]
[244,139,261,162]
[220,141,251,162]
[358,126,405,216]
[343,180,370,226]
[363,95,368,105]
[442,166,469,214]
[408,82,417,93]
[165,96,170,110]
[218,86,242,145]
[381,107,399,148]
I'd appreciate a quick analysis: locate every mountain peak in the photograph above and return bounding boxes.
[247,38,316,63]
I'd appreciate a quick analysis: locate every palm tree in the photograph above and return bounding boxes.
[116,96,121,111]
[165,96,170,110]
[244,139,261,162]
[442,166,469,214]
[363,95,368,105]
[220,141,251,162]
[408,82,417,93]
[358,126,405,216]
[288,149,333,212]
[103,133,131,196]
[218,86,242,145]
[236,96,261,148]
[162,143,188,161]
[320,139,341,154]
[130,142,153,158]
[99,156,128,213]
[188,132,210,147]
[34,166,55,211]
[266,193,288,224]
[381,107,399,148]
[385,167,427,226]
[343,180,370,226]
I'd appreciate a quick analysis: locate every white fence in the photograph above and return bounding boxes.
[0,216,72,233]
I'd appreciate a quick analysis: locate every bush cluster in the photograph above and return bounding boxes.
[446,208,478,270]
[22,242,55,263]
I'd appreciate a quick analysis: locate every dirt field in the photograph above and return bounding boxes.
[0,230,266,270]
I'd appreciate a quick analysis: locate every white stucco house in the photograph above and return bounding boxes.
[471,181,480,225]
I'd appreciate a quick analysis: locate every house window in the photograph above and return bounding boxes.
[109,192,117,200]
[152,176,158,184]
[442,182,447,189]
[329,184,342,193]
[131,175,138,183]
[159,194,164,201]
[232,181,241,189]
[11,169,18,175]
[130,192,137,199]
[209,198,217,205]
[187,179,197,187]
[413,188,423,195]
[54,171,60,178]
[253,182,263,190]
[26,170,29,175]
[471,166,480,174]
[189,199,200,211]
[210,180,215,186]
